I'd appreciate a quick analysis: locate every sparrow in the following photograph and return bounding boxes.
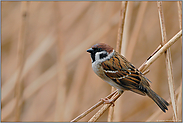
[87,43,169,113]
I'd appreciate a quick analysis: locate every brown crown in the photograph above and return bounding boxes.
[92,43,114,53]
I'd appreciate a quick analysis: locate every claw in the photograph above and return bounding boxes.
[100,97,115,106]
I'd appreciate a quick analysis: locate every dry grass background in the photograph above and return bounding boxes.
[1,1,182,122]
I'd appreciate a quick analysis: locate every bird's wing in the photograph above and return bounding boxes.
[101,52,150,95]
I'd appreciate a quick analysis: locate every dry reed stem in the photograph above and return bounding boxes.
[142,69,150,75]
[177,1,182,30]
[88,92,123,122]
[120,2,133,56]
[108,1,128,122]
[127,1,148,61]
[146,44,162,62]
[14,1,28,121]
[71,90,117,122]
[157,1,177,121]
[89,104,112,122]
[54,2,67,121]
[138,30,182,73]
[146,83,182,122]
[115,1,128,54]
[177,1,182,47]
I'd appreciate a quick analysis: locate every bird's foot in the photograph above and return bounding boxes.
[100,97,115,106]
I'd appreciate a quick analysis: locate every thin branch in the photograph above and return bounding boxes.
[177,1,182,30]
[142,69,150,75]
[88,92,123,122]
[157,1,178,121]
[146,44,162,61]
[138,30,182,72]
[157,1,167,45]
[177,1,182,47]
[115,1,128,54]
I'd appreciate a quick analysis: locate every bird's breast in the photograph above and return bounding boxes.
[92,62,107,79]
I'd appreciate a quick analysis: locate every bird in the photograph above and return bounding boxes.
[87,43,169,113]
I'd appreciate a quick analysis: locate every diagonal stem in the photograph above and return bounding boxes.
[138,30,182,72]
[70,90,117,122]
[88,91,123,122]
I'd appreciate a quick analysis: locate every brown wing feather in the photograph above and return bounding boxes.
[101,51,150,95]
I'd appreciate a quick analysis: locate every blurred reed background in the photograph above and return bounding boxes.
[1,1,182,122]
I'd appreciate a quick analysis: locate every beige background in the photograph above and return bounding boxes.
[1,1,182,122]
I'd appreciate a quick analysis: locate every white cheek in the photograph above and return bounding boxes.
[95,52,100,61]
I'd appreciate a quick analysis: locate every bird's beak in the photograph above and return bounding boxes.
[87,48,93,53]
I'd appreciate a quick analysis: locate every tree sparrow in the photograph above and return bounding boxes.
[87,43,169,113]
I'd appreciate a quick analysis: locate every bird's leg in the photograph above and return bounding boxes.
[101,90,124,106]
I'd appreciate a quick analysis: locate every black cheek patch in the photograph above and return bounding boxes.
[91,53,95,62]
[99,53,108,59]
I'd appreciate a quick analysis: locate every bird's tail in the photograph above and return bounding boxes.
[146,88,169,113]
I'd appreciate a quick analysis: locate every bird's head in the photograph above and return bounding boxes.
[87,43,114,63]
